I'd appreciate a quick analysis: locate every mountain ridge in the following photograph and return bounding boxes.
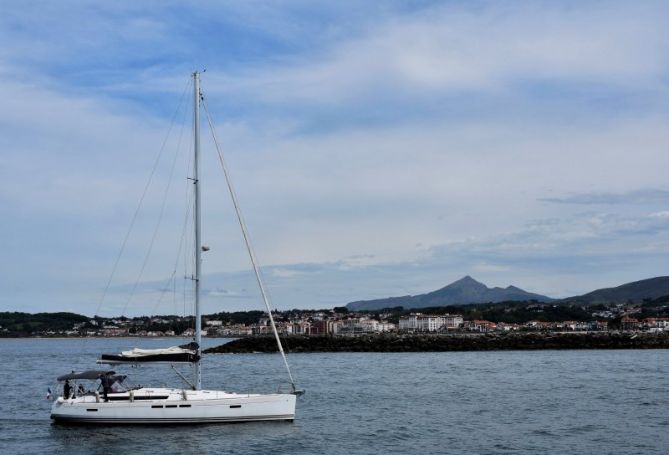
[345,275,669,311]
[567,276,669,303]
[346,276,554,311]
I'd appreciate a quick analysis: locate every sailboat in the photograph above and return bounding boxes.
[50,72,301,424]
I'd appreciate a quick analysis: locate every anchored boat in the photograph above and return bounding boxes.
[50,72,301,424]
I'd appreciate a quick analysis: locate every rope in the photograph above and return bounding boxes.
[148,184,192,321]
[149,99,193,317]
[201,97,298,391]
[121,88,189,317]
[93,80,191,319]
[181,130,195,326]
[181,124,196,333]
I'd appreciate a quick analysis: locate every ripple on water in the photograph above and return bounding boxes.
[1,340,669,454]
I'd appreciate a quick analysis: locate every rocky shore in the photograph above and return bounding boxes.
[204,332,669,353]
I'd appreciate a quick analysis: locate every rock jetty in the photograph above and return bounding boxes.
[204,332,669,353]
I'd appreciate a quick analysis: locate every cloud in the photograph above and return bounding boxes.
[271,267,309,278]
[104,209,669,313]
[473,264,512,273]
[202,1,669,114]
[539,189,669,205]
[1,1,669,314]
[206,288,252,299]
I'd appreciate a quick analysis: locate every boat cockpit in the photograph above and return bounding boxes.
[55,370,132,400]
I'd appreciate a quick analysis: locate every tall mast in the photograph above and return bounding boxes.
[193,71,202,390]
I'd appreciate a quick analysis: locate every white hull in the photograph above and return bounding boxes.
[50,388,296,424]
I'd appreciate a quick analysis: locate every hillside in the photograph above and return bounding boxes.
[0,312,89,336]
[346,276,554,311]
[568,276,669,303]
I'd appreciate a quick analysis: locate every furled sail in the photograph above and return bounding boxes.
[98,342,200,364]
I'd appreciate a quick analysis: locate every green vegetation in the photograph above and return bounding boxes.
[375,301,593,324]
[0,309,294,337]
[206,310,266,326]
[0,312,88,336]
[1,294,668,337]
[364,296,669,323]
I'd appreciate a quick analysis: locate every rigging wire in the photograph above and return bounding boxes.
[201,96,299,392]
[120,96,189,317]
[173,174,193,322]
[184,162,196,334]
[148,95,193,317]
[93,79,191,319]
[262,274,294,362]
[150,181,193,321]
[183,192,194,329]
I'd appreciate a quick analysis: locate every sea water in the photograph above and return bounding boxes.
[0,338,667,454]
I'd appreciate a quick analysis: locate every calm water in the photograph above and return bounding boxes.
[0,338,667,454]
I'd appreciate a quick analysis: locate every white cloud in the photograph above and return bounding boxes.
[1,1,669,314]
[203,1,669,106]
[540,189,669,205]
[473,264,512,273]
[271,267,308,278]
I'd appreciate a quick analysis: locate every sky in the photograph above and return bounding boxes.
[1,0,668,316]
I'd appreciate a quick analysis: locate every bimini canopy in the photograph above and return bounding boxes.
[57,370,115,381]
[97,342,200,365]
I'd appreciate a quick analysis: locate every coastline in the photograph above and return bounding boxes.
[204,332,669,353]
[0,336,232,340]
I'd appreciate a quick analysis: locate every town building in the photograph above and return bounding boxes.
[398,313,463,332]
[642,317,669,332]
[464,320,496,332]
[621,315,640,331]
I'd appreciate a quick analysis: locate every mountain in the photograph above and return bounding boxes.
[345,276,554,311]
[567,276,669,303]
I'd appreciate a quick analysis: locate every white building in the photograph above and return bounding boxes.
[376,322,396,332]
[216,325,252,336]
[443,315,464,329]
[337,318,395,334]
[398,314,463,332]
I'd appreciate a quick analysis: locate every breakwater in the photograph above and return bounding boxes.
[204,332,669,353]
